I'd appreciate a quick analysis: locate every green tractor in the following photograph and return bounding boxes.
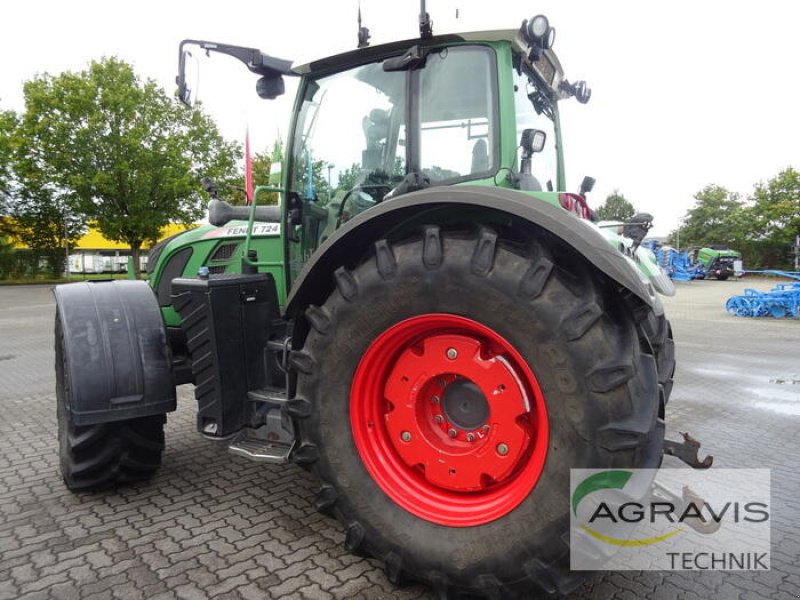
[696,246,741,280]
[53,7,694,597]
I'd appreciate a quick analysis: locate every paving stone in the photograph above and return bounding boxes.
[1,277,798,599]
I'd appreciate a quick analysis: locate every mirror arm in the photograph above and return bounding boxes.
[179,39,294,77]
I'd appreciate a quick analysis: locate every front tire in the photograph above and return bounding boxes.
[56,314,166,491]
[293,225,664,598]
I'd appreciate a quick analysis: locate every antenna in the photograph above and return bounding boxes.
[419,0,433,38]
[358,3,371,48]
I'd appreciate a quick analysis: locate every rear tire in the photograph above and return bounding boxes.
[293,225,665,598]
[56,314,166,491]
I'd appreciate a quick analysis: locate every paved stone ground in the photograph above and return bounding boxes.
[0,280,798,599]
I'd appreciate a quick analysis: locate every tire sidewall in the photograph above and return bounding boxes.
[298,236,650,581]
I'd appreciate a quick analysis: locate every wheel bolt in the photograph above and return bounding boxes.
[432,395,440,405]
[446,348,458,360]
[448,428,457,438]
[466,433,475,442]
[481,425,490,434]
[401,431,412,442]
[497,443,509,455]
[435,415,444,424]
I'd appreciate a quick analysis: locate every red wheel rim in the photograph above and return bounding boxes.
[350,314,549,527]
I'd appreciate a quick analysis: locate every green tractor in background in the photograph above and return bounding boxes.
[695,246,742,280]
[53,6,695,597]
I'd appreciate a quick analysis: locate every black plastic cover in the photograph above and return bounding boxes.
[171,273,279,437]
[53,280,176,426]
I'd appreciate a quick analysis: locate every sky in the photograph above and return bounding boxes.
[2,0,798,236]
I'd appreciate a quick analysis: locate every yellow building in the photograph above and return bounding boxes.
[2,221,197,273]
[5,222,197,251]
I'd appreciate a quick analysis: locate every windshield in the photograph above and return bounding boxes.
[291,45,501,207]
[289,45,500,253]
[513,65,558,192]
[292,62,406,214]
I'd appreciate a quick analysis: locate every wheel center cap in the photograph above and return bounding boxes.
[442,379,489,431]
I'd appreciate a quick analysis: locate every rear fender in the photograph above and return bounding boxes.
[54,280,176,426]
[285,186,658,317]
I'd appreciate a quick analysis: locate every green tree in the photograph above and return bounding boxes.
[0,107,18,232]
[224,140,284,206]
[11,187,85,277]
[750,167,800,247]
[15,57,240,277]
[0,234,14,279]
[673,184,749,249]
[596,190,635,221]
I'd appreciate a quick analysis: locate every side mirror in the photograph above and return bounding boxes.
[579,176,596,196]
[176,49,199,106]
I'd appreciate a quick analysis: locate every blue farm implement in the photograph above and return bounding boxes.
[726,274,800,319]
[643,242,704,282]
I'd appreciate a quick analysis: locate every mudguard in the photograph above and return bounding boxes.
[285,186,657,316]
[53,280,176,426]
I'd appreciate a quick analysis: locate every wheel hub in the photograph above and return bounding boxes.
[350,314,549,526]
[442,379,488,431]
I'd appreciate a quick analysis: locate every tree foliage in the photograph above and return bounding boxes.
[750,167,800,247]
[224,140,283,206]
[673,184,747,249]
[14,57,240,276]
[0,108,18,230]
[671,169,799,269]
[595,190,635,221]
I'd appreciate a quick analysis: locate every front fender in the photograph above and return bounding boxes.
[285,186,656,316]
[54,280,176,425]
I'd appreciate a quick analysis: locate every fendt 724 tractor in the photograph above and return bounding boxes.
[53,7,701,597]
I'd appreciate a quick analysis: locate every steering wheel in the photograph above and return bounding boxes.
[335,184,391,228]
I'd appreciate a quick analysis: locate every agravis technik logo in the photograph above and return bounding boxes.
[570,468,771,570]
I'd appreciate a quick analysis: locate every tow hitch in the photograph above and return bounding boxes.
[658,432,718,534]
[663,431,713,469]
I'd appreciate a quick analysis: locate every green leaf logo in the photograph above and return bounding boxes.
[572,470,632,516]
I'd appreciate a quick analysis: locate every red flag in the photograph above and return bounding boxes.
[245,128,254,205]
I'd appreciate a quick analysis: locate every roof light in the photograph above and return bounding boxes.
[522,14,556,51]
[528,15,549,40]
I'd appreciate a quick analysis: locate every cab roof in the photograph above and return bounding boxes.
[293,29,564,96]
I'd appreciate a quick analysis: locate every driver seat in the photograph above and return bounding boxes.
[471,138,489,174]
[362,109,390,170]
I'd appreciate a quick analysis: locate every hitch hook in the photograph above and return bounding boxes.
[663,432,713,469]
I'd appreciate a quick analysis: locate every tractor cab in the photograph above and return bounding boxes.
[174,17,595,282]
[282,24,592,261]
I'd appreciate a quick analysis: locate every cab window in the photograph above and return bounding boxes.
[419,46,497,182]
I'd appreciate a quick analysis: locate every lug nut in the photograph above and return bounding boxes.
[497,443,509,456]
[432,395,440,405]
[446,348,458,360]
[466,433,475,442]
[481,425,490,434]
[401,431,412,442]
[435,415,444,424]
[438,378,447,387]
[448,428,457,438]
